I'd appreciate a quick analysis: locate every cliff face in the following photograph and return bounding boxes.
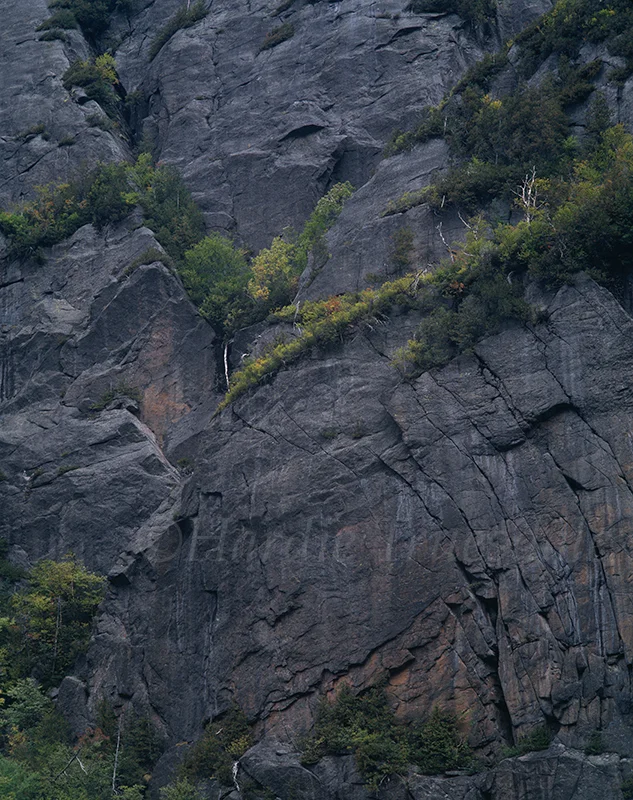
[4,0,633,798]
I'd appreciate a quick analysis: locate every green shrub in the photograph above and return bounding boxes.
[622,778,633,800]
[584,731,603,755]
[90,383,141,411]
[38,29,70,41]
[37,9,78,30]
[58,135,76,147]
[0,755,47,800]
[392,227,414,272]
[179,233,251,335]
[40,0,133,39]
[127,154,206,261]
[15,123,47,142]
[503,725,551,757]
[63,54,120,114]
[86,162,133,229]
[301,686,471,790]
[160,779,205,800]
[56,465,79,476]
[246,181,353,310]
[5,556,105,687]
[0,155,203,263]
[516,0,633,81]
[259,22,294,51]
[148,1,208,61]
[125,247,173,278]
[86,112,115,131]
[409,708,473,774]
[181,706,252,786]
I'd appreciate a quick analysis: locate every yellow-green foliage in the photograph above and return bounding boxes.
[248,236,296,303]
[217,274,423,411]
[177,181,353,342]
[247,181,354,307]
[0,155,203,262]
[220,124,633,407]
[6,556,105,688]
[62,54,120,114]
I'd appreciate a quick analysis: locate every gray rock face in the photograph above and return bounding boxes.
[72,276,633,800]
[0,216,217,574]
[0,0,128,207]
[4,1,633,799]
[115,0,489,251]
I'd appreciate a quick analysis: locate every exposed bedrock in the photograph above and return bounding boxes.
[73,276,633,798]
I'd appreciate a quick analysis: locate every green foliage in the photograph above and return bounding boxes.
[179,234,251,336]
[409,708,473,774]
[148,2,208,61]
[5,556,105,687]
[300,685,408,790]
[56,465,79,476]
[392,227,414,272]
[622,777,633,800]
[85,163,132,229]
[0,755,47,800]
[502,725,551,757]
[63,54,120,114]
[125,247,173,278]
[181,706,252,786]
[0,182,90,258]
[37,10,78,30]
[407,0,496,25]
[584,731,603,755]
[0,155,202,262]
[160,779,205,800]
[41,0,133,40]
[39,29,70,42]
[383,188,428,216]
[222,127,633,404]
[86,113,115,131]
[259,22,294,51]
[0,540,25,588]
[90,383,141,411]
[515,0,633,81]
[0,683,160,799]
[127,154,205,261]
[247,182,353,310]
[300,686,471,790]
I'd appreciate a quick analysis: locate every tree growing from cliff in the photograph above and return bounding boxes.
[6,556,105,688]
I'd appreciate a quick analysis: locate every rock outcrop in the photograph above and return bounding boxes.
[3,1,633,799]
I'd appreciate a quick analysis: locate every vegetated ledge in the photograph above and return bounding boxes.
[217,120,633,413]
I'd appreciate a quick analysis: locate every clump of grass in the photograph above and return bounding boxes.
[123,247,173,278]
[148,1,208,61]
[57,465,80,476]
[39,29,70,42]
[259,22,294,51]
[90,383,141,411]
[15,123,48,142]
